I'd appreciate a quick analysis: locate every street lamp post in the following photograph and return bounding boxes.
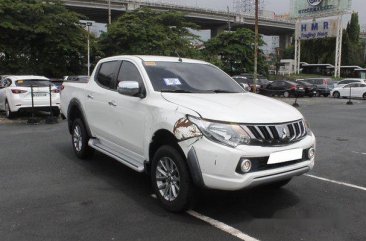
[253,0,259,93]
[86,22,93,77]
[108,0,111,25]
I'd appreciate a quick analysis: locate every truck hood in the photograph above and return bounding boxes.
[162,93,303,124]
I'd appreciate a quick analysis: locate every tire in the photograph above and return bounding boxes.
[363,93,366,100]
[151,145,193,212]
[283,91,290,98]
[333,91,340,98]
[264,178,292,189]
[5,100,16,119]
[71,118,94,159]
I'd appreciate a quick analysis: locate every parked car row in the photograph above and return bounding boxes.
[232,75,366,100]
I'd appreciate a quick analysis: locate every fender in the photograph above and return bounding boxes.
[67,98,93,137]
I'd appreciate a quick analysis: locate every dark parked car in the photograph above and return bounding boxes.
[302,78,334,97]
[296,80,317,97]
[232,74,271,93]
[261,80,305,97]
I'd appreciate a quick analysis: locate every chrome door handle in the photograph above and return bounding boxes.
[87,94,94,99]
[108,101,117,107]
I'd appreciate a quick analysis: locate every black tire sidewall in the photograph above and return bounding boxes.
[151,145,192,212]
[363,93,366,100]
[5,100,15,119]
[72,119,92,159]
[333,92,340,98]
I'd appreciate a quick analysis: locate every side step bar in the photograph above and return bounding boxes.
[88,139,144,173]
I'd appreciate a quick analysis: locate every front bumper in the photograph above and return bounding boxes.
[182,133,315,191]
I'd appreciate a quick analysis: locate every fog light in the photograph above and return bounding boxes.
[240,159,252,173]
[308,148,315,159]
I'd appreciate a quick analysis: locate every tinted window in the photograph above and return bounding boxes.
[144,61,243,93]
[116,61,144,88]
[15,79,49,87]
[96,61,119,89]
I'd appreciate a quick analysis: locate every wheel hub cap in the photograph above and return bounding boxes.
[156,157,180,202]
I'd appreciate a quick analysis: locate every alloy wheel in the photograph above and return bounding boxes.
[155,157,180,202]
[73,124,83,152]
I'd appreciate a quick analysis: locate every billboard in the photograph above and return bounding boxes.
[299,19,338,40]
[291,0,352,18]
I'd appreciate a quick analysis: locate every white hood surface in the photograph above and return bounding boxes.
[162,92,303,124]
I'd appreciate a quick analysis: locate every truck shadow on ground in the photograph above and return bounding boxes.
[57,141,300,221]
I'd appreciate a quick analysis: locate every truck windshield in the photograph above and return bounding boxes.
[143,61,243,93]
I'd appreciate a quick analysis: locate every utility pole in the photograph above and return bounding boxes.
[253,0,259,93]
[227,6,231,31]
[108,0,111,25]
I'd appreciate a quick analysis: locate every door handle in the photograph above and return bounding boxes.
[108,101,117,107]
[87,94,94,99]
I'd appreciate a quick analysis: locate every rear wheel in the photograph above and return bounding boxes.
[151,145,193,212]
[363,93,366,100]
[333,91,340,98]
[5,100,16,119]
[71,119,94,159]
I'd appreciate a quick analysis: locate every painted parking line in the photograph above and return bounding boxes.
[305,174,366,191]
[151,194,260,241]
[352,151,366,155]
[187,210,260,241]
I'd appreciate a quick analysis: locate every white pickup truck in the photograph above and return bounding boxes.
[61,55,316,212]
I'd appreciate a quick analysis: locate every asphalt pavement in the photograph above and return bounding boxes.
[0,98,365,241]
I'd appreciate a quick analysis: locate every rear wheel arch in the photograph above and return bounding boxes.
[67,99,92,137]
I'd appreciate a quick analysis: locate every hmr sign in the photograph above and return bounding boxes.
[300,19,338,40]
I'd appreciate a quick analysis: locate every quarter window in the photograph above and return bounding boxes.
[96,61,119,89]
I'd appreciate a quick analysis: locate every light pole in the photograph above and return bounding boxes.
[253,0,259,93]
[108,0,111,25]
[86,22,93,77]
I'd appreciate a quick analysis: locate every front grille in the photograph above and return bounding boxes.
[242,119,307,146]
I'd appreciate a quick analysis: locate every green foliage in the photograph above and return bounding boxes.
[0,0,90,77]
[203,28,268,76]
[98,8,200,58]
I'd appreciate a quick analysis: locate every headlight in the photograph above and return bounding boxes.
[188,116,251,148]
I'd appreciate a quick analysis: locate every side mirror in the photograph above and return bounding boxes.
[117,81,143,97]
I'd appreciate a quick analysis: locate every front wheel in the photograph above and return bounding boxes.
[5,100,16,119]
[363,93,366,100]
[71,119,94,159]
[333,91,340,98]
[151,145,193,212]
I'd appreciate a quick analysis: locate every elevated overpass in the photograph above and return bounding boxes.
[62,0,295,48]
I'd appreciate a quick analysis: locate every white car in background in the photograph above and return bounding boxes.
[0,75,61,118]
[331,82,366,99]
[334,78,366,88]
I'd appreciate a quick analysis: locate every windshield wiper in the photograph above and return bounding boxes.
[206,89,238,93]
[160,89,193,93]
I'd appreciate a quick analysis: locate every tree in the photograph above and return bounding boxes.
[98,8,200,58]
[203,28,267,76]
[0,0,89,77]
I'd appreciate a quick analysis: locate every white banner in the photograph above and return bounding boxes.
[291,0,352,18]
[300,19,338,40]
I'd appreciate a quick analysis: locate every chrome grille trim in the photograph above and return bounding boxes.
[242,120,307,145]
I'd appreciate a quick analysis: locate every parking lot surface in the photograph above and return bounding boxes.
[1,98,365,241]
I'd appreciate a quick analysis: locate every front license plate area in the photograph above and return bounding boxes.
[267,148,303,164]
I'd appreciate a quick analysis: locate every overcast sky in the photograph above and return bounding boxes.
[165,0,365,28]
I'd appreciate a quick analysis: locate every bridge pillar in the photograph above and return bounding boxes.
[211,25,227,38]
[279,34,292,50]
